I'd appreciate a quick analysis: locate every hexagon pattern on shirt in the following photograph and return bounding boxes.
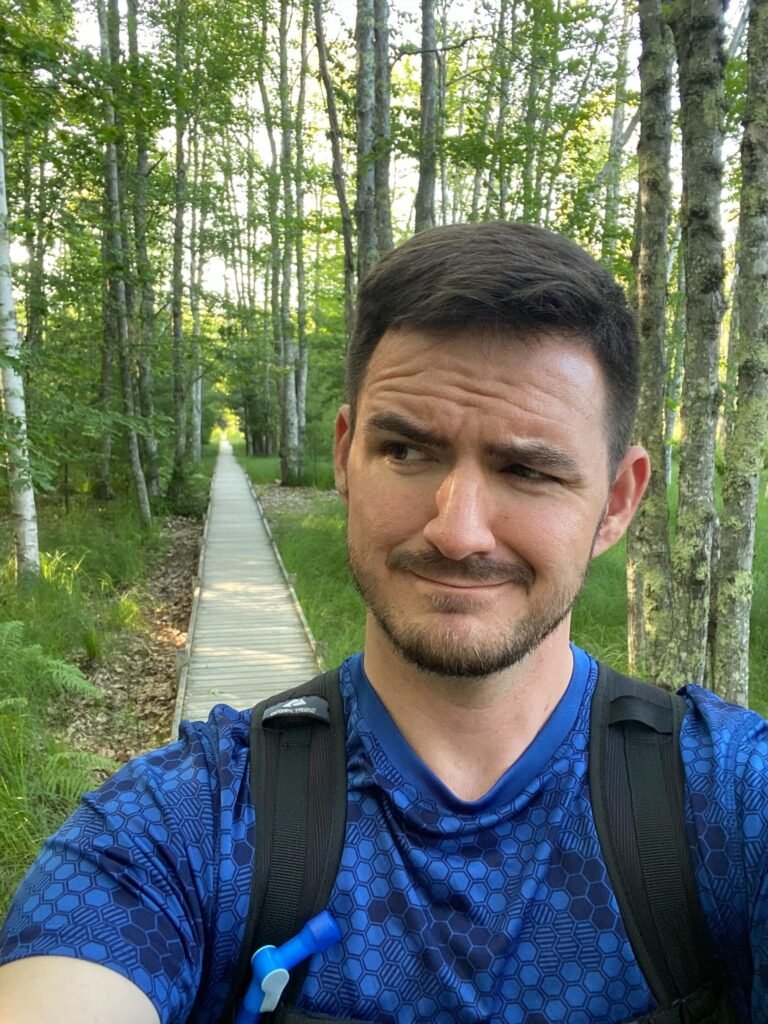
[1,650,767,1023]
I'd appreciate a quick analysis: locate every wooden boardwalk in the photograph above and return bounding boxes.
[172,441,320,732]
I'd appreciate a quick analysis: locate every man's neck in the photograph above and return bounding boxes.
[361,622,575,801]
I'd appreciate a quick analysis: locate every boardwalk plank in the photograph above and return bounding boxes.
[173,442,321,734]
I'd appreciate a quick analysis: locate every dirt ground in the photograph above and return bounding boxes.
[255,482,340,521]
[63,516,202,762]
[64,487,337,764]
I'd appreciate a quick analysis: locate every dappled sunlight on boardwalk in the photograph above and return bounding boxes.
[172,441,320,731]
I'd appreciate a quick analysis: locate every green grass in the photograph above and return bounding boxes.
[269,496,366,667]
[233,441,337,490]
[0,498,157,664]
[572,540,631,671]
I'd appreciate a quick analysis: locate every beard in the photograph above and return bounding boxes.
[347,542,589,680]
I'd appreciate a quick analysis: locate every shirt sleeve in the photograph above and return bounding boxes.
[0,718,227,1024]
[681,686,768,1022]
[734,711,768,1020]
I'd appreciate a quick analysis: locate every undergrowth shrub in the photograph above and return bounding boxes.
[0,458,215,916]
[0,622,116,914]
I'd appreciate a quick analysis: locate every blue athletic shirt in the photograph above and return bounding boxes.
[2,646,768,1023]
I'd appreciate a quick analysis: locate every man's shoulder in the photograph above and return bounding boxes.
[677,683,768,774]
[89,702,256,810]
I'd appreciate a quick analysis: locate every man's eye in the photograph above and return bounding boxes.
[506,464,549,481]
[385,442,422,462]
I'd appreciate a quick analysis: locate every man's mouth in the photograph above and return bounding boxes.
[410,571,507,590]
[387,549,535,591]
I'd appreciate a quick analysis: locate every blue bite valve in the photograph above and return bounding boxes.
[235,911,342,1024]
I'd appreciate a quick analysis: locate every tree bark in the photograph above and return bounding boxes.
[295,2,310,474]
[664,246,685,486]
[373,0,393,252]
[21,132,46,355]
[278,0,300,485]
[356,0,378,276]
[257,25,282,469]
[521,0,544,223]
[0,102,40,577]
[720,257,740,450]
[601,0,632,270]
[188,126,208,465]
[714,0,768,705]
[168,0,188,500]
[662,0,726,687]
[414,0,437,232]
[126,0,160,496]
[313,0,355,336]
[94,232,116,503]
[487,0,512,219]
[96,0,151,528]
[626,0,674,680]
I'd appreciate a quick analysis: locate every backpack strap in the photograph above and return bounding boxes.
[219,668,348,1023]
[589,662,737,1021]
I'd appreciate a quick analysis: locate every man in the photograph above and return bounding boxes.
[1,221,767,1023]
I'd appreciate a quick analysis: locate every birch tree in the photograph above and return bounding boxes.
[713,0,768,705]
[295,3,310,469]
[486,0,513,219]
[0,102,40,577]
[373,0,392,252]
[414,0,437,233]
[168,0,189,500]
[278,0,300,484]
[626,0,673,678]
[313,0,355,334]
[661,0,726,687]
[356,0,377,277]
[188,125,209,466]
[96,0,151,528]
[601,0,633,269]
[127,0,160,495]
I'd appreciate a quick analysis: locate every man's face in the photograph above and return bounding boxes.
[334,328,646,679]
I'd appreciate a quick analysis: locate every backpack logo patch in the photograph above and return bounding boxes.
[262,695,330,724]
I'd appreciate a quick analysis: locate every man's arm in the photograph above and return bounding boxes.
[0,957,160,1024]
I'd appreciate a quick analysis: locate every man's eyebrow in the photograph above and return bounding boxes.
[364,412,580,474]
[487,440,580,476]
[364,412,449,449]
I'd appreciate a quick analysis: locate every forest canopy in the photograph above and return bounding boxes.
[1,0,766,703]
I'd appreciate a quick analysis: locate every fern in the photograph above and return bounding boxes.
[0,702,117,916]
[0,621,101,705]
[0,621,24,657]
[38,750,117,806]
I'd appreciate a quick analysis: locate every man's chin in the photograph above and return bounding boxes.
[379,622,538,680]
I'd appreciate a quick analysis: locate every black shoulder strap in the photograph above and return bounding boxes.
[589,663,736,1020]
[219,668,348,1023]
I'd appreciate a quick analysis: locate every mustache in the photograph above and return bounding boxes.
[386,549,534,589]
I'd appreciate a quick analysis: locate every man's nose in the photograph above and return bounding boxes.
[421,468,496,560]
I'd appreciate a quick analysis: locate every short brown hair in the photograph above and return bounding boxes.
[347,221,638,473]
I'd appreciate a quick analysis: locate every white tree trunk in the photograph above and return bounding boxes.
[0,102,40,577]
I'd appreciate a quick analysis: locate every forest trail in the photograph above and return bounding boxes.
[172,441,320,732]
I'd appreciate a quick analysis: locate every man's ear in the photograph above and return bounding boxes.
[334,404,352,502]
[591,445,651,558]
